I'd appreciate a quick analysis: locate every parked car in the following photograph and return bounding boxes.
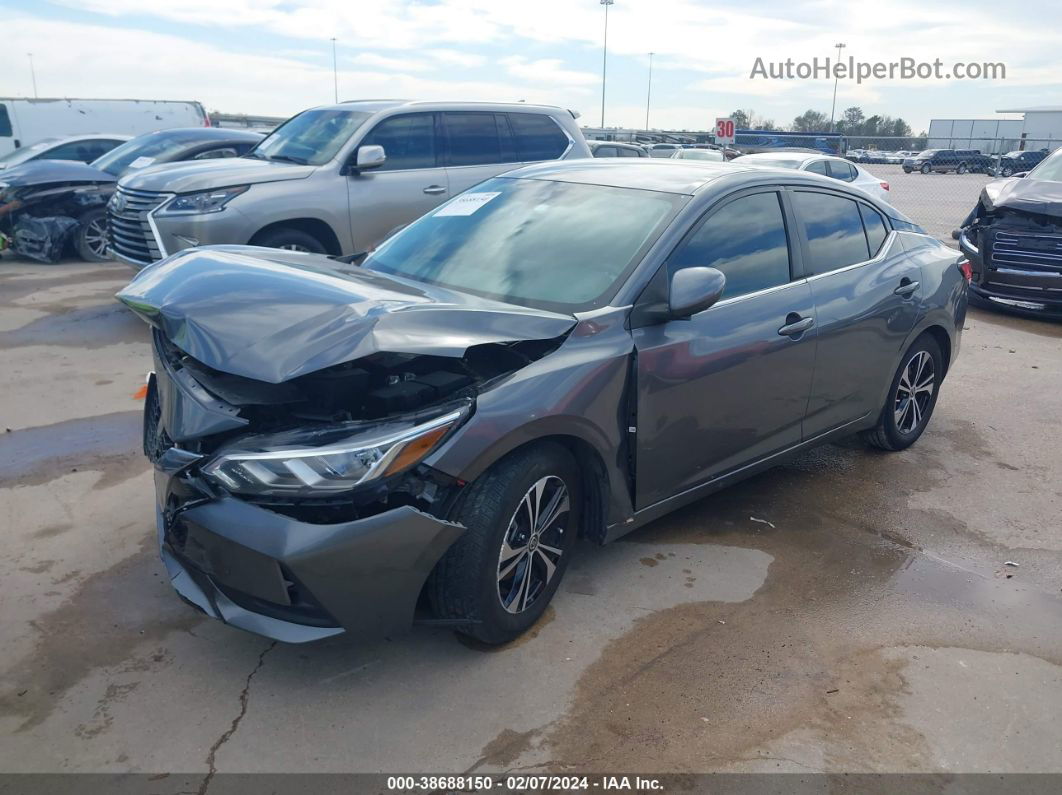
[734,152,891,201]
[110,101,591,268]
[670,148,725,162]
[958,148,1062,317]
[588,140,647,157]
[0,134,130,170]
[647,143,681,158]
[117,159,967,645]
[0,127,262,262]
[0,97,210,158]
[845,149,868,162]
[903,149,992,174]
[993,149,1049,178]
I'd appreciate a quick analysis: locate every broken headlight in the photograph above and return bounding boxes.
[158,185,249,215]
[201,405,467,497]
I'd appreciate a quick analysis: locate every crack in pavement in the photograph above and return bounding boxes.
[197,641,277,795]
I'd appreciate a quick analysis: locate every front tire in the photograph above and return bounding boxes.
[957,162,968,174]
[1001,165,1014,177]
[920,163,932,174]
[862,335,944,451]
[76,209,110,262]
[251,227,327,254]
[429,443,581,645]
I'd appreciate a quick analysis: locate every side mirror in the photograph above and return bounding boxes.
[668,267,726,319]
[354,144,386,172]
[1013,171,1028,179]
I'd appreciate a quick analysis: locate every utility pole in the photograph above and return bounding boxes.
[600,0,614,128]
[27,53,38,99]
[645,52,654,131]
[331,38,338,103]
[829,42,845,132]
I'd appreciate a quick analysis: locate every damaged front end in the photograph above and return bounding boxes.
[959,177,1062,316]
[118,246,575,642]
[0,162,115,263]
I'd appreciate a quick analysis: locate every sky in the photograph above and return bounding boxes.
[1,0,1059,134]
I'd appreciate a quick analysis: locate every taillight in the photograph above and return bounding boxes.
[880,181,890,191]
[958,258,973,282]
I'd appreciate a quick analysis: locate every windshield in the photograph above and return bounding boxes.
[917,150,939,157]
[249,109,373,165]
[92,131,200,176]
[0,138,60,166]
[363,177,684,312]
[1028,149,1062,182]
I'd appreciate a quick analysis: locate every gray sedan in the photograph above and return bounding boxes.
[118,159,968,646]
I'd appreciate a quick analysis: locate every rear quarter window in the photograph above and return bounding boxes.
[508,113,569,161]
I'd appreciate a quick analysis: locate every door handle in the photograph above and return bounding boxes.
[778,315,815,337]
[894,279,919,297]
[423,185,446,195]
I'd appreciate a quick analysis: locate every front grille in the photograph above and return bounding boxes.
[989,229,1062,273]
[108,186,168,266]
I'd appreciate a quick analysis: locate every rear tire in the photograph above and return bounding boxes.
[76,209,110,262]
[251,227,327,254]
[429,442,581,645]
[862,335,944,451]
[957,162,968,174]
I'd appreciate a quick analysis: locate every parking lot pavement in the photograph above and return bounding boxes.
[2,259,1061,779]
[870,164,991,245]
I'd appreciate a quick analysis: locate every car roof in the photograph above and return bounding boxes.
[329,99,575,115]
[45,133,134,143]
[504,159,759,195]
[140,127,265,143]
[737,152,839,165]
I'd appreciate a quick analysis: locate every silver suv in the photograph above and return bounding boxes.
[108,100,591,267]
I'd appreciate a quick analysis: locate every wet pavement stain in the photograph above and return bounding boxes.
[0,411,145,488]
[0,303,146,349]
[0,268,128,306]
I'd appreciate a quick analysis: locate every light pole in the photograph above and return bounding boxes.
[645,52,654,131]
[27,52,38,99]
[330,37,338,103]
[829,42,845,132]
[599,0,613,129]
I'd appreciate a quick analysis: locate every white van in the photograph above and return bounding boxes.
[0,98,210,157]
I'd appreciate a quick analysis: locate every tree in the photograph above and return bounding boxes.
[730,109,752,129]
[843,106,864,130]
[792,109,829,133]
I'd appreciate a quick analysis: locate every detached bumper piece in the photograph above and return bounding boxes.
[159,488,464,643]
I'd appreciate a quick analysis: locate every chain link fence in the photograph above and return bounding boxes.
[840,136,1058,246]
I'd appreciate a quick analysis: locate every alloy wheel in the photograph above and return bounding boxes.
[894,351,935,434]
[84,217,109,258]
[497,475,569,614]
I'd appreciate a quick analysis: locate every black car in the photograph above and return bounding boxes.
[903,149,992,174]
[117,160,967,646]
[994,149,1049,178]
[588,140,648,158]
[958,148,1062,318]
[0,128,262,263]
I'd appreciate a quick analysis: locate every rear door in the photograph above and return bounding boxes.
[792,189,922,437]
[346,111,449,250]
[441,111,524,195]
[632,188,817,508]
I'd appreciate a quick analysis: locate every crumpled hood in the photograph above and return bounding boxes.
[980,176,1062,219]
[0,160,115,189]
[116,246,576,384]
[118,157,314,194]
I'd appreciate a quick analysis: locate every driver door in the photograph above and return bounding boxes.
[631,189,817,508]
[346,112,450,252]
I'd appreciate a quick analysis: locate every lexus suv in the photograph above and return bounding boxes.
[119,160,967,646]
[108,100,590,267]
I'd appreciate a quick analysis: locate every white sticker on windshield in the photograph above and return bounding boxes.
[434,191,501,217]
[128,156,156,169]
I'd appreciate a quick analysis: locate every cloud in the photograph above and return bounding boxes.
[349,52,432,72]
[501,57,598,89]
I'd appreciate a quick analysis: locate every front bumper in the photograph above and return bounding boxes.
[959,228,1062,318]
[156,472,465,644]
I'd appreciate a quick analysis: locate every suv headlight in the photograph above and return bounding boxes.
[201,405,468,497]
[159,185,249,215]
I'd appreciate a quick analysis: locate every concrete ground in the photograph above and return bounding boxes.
[1,255,1061,782]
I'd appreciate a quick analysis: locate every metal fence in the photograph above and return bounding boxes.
[833,136,1057,247]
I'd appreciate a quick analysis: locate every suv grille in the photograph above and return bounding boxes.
[108,187,168,266]
[989,229,1062,273]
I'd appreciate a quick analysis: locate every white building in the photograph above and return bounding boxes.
[928,107,1061,153]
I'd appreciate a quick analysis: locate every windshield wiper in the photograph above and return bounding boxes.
[265,154,309,165]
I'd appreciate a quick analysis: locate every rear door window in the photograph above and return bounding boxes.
[508,113,569,161]
[0,105,12,137]
[361,112,438,171]
[443,111,504,166]
[827,161,857,182]
[619,147,642,157]
[793,191,870,275]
